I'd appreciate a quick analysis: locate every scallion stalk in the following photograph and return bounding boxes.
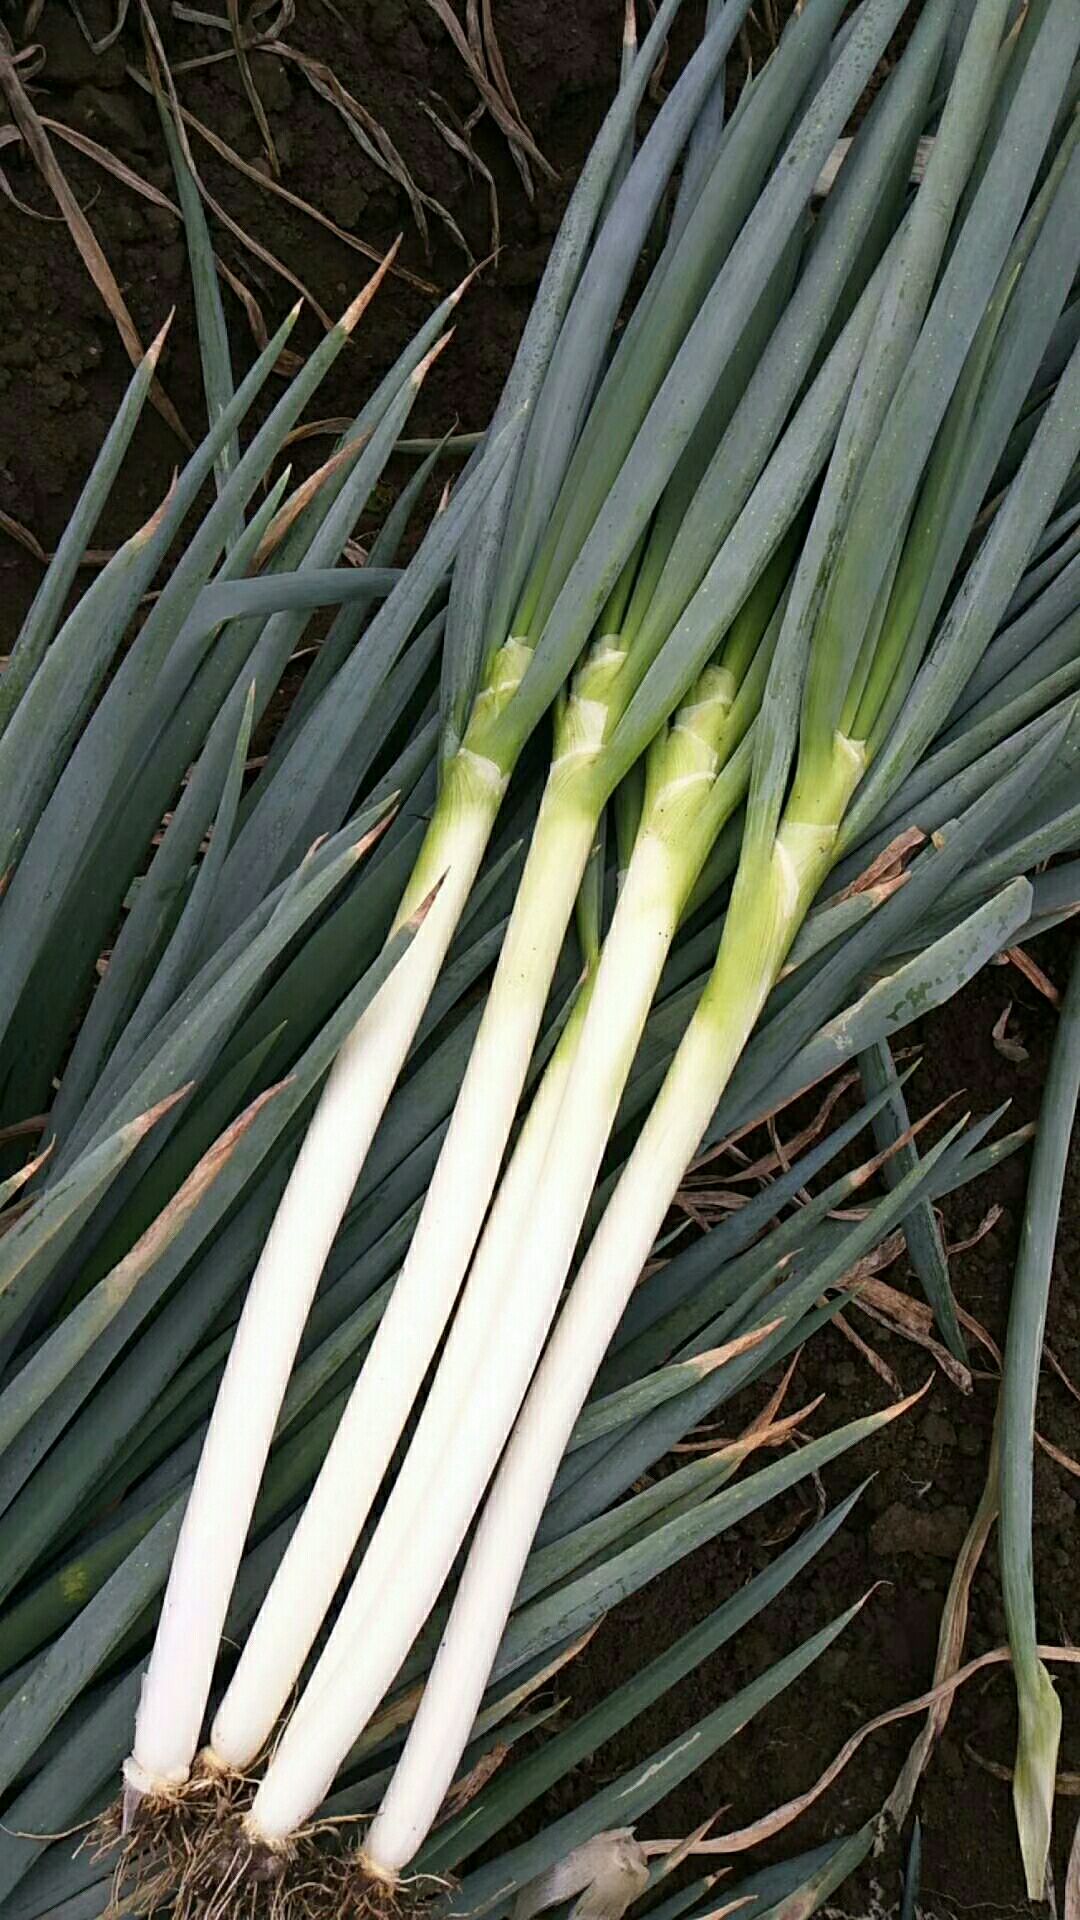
[195,0,936,1794]
[119,0,727,1806]
[225,561,787,1831]
[335,3,1080,1871]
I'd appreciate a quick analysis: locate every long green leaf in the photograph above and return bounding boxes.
[999,943,1080,1893]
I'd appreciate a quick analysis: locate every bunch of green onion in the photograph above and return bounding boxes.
[124,0,926,1829]
[209,0,1080,1886]
[1,0,1078,1911]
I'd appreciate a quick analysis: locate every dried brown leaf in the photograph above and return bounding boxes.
[1002,944,1061,1006]
[480,0,531,136]
[831,826,926,905]
[274,40,474,259]
[946,1204,1003,1259]
[69,0,130,52]
[439,1741,513,1821]
[832,1309,902,1393]
[992,1000,1028,1064]
[253,439,369,569]
[675,1395,823,1459]
[886,1459,1000,1826]
[137,11,338,331]
[226,0,281,177]
[1037,1431,1080,1482]
[0,1140,53,1211]
[156,84,434,292]
[0,120,68,219]
[851,1295,972,1395]
[708,1634,1080,1858]
[642,1812,727,1872]
[16,115,293,367]
[422,0,554,185]
[0,39,188,443]
[422,98,500,252]
[0,1114,47,1146]
[1046,1346,1080,1406]
[700,1071,863,1186]
[0,507,48,564]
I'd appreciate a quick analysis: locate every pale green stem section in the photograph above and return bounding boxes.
[211,630,635,1772]
[361,739,863,1872]
[244,649,767,1843]
[1011,1668,1062,1901]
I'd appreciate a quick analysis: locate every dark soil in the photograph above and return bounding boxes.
[0,2,1077,1915]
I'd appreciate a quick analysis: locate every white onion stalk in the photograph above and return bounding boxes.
[241,611,775,1854]
[345,5,1080,1853]
[206,644,618,1776]
[107,0,1051,1867]
[128,0,744,1806]
[122,725,510,1809]
[359,740,864,1875]
[133,0,919,1811]
[207,542,758,1779]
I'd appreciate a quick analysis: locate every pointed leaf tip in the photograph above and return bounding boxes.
[1014,1666,1061,1899]
[130,1080,196,1140]
[453,252,498,302]
[410,871,448,926]
[855,1580,888,1614]
[255,1070,297,1103]
[254,438,370,567]
[341,238,402,334]
[882,1376,934,1425]
[147,311,174,366]
[690,1318,785,1377]
[131,471,179,549]
[216,1076,289,1145]
[851,1091,960,1189]
[351,809,398,864]
[413,330,455,384]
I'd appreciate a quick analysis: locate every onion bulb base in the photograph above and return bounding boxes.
[169,1823,451,1920]
[91,1761,453,1920]
[317,1848,452,1920]
[88,1752,252,1920]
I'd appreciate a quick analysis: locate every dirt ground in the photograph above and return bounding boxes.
[0,1,1077,1914]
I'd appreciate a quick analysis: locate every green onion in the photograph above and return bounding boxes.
[186,0,928,1807]
[999,946,1080,1895]
[117,0,710,1810]
[7,1,1080,1913]
[262,0,1080,1877]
